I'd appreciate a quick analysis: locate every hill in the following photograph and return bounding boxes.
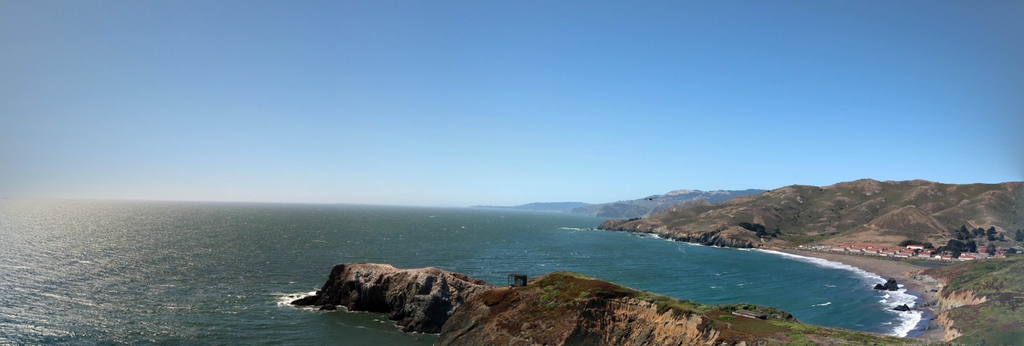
[570,189,765,219]
[471,202,592,212]
[600,179,1023,248]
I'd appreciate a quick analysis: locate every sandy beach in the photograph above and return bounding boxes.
[775,249,947,341]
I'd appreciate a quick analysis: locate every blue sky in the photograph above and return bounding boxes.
[2,1,1022,206]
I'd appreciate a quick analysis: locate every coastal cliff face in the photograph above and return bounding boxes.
[290,263,493,333]
[599,219,756,249]
[437,272,914,346]
[934,289,987,311]
[921,258,1024,344]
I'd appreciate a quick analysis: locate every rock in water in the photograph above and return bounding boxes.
[290,263,493,333]
[893,304,911,311]
[873,278,900,291]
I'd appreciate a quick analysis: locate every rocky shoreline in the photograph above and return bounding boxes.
[293,263,923,345]
[290,263,492,333]
[598,220,756,248]
[774,249,946,341]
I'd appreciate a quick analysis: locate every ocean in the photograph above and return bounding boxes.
[0,201,922,345]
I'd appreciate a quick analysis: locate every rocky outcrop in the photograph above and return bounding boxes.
[294,266,917,345]
[936,311,963,341]
[290,263,493,333]
[873,278,900,291]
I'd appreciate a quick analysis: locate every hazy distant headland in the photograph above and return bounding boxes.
[470,202,592,213]
[570,189,766,218]
[472,189,765,218]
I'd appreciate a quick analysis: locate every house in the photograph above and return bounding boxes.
[850,245,871,252]
[907,245,925,250]
[894,253,911,258]
[959,255,976,260]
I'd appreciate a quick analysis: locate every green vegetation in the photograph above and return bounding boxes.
[924,258,1024,345]
[521,272,919,345]
[898,239,933,248]
[738,221,781,238]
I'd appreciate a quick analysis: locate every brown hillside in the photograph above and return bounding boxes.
[600,179,1023,248]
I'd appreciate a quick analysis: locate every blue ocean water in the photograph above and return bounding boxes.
[0,201,921,345]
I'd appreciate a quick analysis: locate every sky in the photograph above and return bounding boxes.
[1,0,1022,207]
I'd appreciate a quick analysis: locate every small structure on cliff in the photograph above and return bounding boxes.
[733,310,767,319]
[508,274,527,287]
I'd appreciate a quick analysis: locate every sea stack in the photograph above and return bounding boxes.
[290,263,493,333]
[873,278,900,291]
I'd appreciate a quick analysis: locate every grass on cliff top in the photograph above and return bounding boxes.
[527,272,916,345]
[923,258,1024,345]
[530,272,710,317]
[924,258,1024,297]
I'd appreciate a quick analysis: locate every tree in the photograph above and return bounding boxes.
[946,239,965,253]
[965,240,977,253]
[972,227,985,238]
[1016,229,1024,242]
[899,239,919,247]
[986,243,997,255]
[984,227,997,241]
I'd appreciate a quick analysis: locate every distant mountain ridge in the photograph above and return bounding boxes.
[470,202,591,212]
[569,189,766,219]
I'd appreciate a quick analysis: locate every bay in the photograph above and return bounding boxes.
[0,201,917,345]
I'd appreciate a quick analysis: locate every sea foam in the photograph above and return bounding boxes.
[757,249,923,337]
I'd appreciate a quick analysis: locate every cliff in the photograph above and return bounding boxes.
[599,219,756,248]
[436,272,917,346]
[290,263,493,333]
[600,179,1023,248]
[921,258,1024,344]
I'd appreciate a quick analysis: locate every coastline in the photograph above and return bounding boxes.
[770,248,946,341]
